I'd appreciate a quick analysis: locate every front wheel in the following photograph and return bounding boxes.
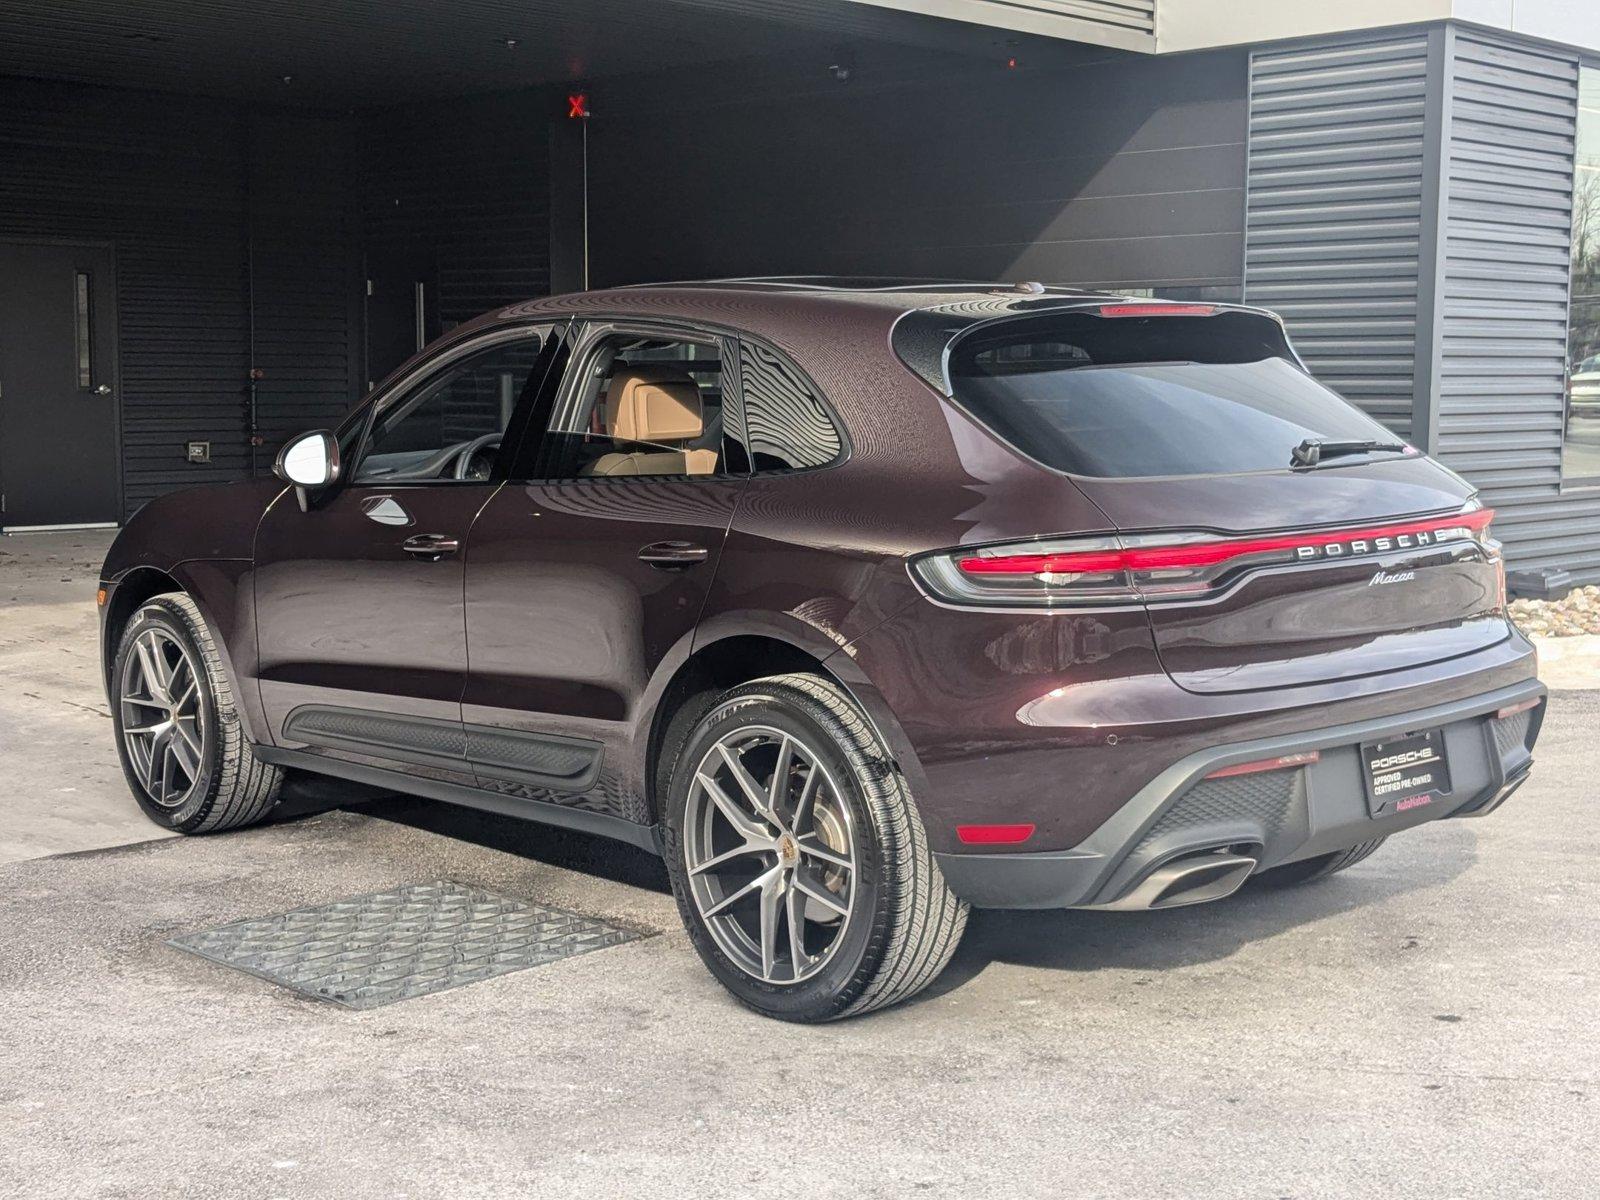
[661,673,967,1022]
[111,593,282,833]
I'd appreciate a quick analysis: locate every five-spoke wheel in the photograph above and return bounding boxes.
[664,673,968,1022]
[111,594,281,833]
[683,725,857,985]
[119,626,206,808]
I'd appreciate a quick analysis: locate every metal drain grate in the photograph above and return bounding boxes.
[170,880,643,1009]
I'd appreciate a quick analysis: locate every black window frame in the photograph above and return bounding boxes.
[342,323,560,488]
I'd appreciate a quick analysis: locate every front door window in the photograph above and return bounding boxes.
[357,333,552,484]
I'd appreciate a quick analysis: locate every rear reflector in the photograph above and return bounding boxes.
[1495,697,1541,720]
[956,823,1036,845]
[1205,751,1320,780]
[1097,303,1217,318]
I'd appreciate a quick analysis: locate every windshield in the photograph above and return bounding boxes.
[946,312,1404,478]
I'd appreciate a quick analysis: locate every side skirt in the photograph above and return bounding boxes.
[254,744,662,855]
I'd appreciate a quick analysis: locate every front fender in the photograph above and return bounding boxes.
[100,481,282,746]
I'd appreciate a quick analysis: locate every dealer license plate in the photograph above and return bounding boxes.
[1361,729,1452,817]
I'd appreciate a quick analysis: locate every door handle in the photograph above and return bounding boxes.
[402,533,460,561]
[638,540,709,569]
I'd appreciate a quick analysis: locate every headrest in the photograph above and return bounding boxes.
[603,369,703,444]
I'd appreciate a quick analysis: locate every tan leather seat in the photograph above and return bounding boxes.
[584,367,718,477]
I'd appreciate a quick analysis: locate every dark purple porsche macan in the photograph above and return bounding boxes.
[100,279,1546,1020]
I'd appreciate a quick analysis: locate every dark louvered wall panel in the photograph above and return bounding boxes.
[248,114,361,458]
[0,79,251,513]
[360,91,551,331]
[0,79,361,516]
[1243,34,1431,439]
[1435,32,1600,580]
[590,47,1246,296]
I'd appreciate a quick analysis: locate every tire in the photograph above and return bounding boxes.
[111,593,282,834]
[1253,837,1387,888]
[661,672,967,1022]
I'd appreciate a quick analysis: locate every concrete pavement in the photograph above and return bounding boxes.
[1,529,1597,1198]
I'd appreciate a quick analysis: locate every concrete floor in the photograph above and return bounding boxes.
[2,530,1597,1198]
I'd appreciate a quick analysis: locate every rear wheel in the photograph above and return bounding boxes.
[661,673,967,1022]
[112,594,282,834]
[1254,837,1387,887]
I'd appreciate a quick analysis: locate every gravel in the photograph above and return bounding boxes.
[1509,584,1600,637]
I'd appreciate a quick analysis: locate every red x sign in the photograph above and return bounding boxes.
[567,92,590,119]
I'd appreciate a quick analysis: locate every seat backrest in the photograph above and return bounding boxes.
[582,367,717,477]
[603,368,703,444]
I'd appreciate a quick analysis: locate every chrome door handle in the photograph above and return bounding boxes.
[638,540,709,569]
[402,533,460,561]
[93,384,112,396]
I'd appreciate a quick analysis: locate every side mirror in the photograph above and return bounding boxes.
[273,430,340,509]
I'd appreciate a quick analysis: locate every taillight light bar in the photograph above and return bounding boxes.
[910,507,1494,609]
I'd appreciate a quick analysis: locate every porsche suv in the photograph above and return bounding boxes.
[100,279,1545,1021]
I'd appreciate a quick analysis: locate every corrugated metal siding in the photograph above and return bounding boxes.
[360,93,551,331]
[0,79,251,514]
[1243,35,1432,439]
[1434,32,1600,580]
[248,114,360,459]
[0,79,360,517]
[593,47,1245,295]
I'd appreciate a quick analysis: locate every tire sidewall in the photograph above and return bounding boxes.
[662,684,893,1021]
[111,599,226,831]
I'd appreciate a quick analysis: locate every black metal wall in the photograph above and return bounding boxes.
[0,78,360,516]
[360,91,553,335]
[585,45,1248,296]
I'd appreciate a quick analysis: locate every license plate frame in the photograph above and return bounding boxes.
[1360,728,1452,818]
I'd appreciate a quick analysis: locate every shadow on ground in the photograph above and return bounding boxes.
[272,768,1476,1003]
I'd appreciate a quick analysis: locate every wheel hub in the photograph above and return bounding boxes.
[775,832,800,867]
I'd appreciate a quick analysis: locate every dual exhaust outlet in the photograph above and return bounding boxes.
[1092,849,1259,912]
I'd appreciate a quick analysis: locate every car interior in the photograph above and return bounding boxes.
[545,335,739,478]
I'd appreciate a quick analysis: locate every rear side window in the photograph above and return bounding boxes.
[946,311,1401,478]
[730,340,842,472]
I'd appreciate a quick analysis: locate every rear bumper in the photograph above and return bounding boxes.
[933,678,1545,909]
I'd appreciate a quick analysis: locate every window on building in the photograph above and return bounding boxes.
[729,341,843,471]
[1564,64,1600,486]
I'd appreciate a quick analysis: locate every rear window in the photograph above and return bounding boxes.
[945,311,1402,478]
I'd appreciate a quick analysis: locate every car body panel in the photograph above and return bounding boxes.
[461,476,743,821]
[97,279,1543,912]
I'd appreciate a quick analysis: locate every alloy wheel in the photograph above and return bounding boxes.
[119,626,206,808]
[683,724,857,985]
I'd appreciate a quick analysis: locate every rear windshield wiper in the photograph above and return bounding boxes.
[1290,438,1409,468]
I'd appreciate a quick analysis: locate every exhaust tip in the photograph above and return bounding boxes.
[1095,850,1258,912]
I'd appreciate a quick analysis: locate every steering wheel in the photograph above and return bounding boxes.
[453,433,502,481]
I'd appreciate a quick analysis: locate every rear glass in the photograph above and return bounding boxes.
[946,311,1401,478]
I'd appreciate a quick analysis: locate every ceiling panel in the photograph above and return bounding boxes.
[0,0,1019,107]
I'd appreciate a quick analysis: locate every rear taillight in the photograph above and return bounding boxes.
[910,506,1495,609]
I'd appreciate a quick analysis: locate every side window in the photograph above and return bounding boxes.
[728,340,842,472]
[540,332,735,479]
[356,331,550,483]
